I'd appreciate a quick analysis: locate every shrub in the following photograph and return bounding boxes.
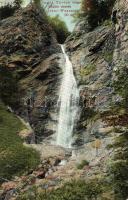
[108,131,128,199]
[77,159,89,169]
[0,66,20,108]
[109,160,128,200]
[80,64,96,77]
[79,0,116,29]
[103,51,113,63]
[113,67,128,109]
[80,107,98,122]
[0,146,39,182]
[18,179,103,200]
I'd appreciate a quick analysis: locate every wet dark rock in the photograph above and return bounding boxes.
[35,171,46,179]
[88,31,111,53]
[53,158,61,166]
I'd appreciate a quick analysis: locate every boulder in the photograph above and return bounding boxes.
[18,129,35,143]
[1,181,17,192]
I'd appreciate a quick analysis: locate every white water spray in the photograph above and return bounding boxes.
[56,45,79,148]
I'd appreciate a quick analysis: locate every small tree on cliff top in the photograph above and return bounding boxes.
[80,0,116,29]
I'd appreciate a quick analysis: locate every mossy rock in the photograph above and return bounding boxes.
[103,51,113,63]
[80,64,96,77]
[76,159,89,169]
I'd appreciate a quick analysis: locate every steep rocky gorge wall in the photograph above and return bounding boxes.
[65,24,116,145]
[65,0,128,146]
[0,4,62,142]
[113,0,128,71]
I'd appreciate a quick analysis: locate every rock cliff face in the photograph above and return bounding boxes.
[66,24,116,145]
[64,1,128,195]
[65,0,128,147]
[0,5,61,141]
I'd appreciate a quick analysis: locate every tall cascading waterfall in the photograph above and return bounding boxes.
[56,45,79,148]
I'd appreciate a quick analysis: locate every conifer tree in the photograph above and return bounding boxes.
[80,0,116,29]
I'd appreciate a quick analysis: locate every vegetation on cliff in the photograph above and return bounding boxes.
[47,15,70,44]
[18,179,103,200]
[113,67,128,109]
[107,65,128,199]
[33,0,70,43]
[0,0,22,20]
[0,103,40,183]
[108,130,128,199]
[0,66,20,108]
[74,0,116,29]
[0,0,69,44]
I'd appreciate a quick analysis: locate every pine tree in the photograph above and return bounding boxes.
[80,0,116,29]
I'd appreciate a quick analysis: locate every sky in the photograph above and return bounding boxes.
[42,0,81,31]
[0,0,81,31]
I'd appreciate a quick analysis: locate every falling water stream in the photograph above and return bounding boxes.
[56,45,79,148]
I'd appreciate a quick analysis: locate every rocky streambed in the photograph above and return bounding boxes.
[0,140,114,200]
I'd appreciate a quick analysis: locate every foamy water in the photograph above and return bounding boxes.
[56,45,79,148]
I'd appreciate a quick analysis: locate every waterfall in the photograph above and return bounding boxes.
[56,45,79,148]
